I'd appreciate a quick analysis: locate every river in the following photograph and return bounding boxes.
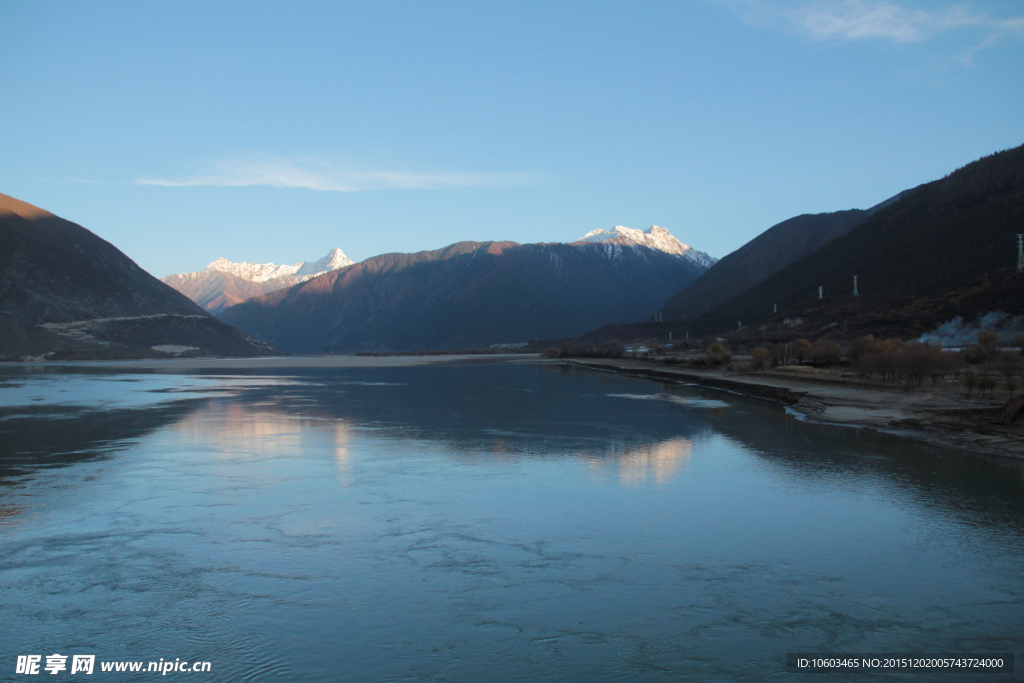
[1,360,1021,681]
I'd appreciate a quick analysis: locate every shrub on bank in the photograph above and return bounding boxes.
[704,343,732,366]
[749,347,773,371]
[854,342,956,387]
[848,335,904,361]
[790,339,814,364]
[812,340,842,366]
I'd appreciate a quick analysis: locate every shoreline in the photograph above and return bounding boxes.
[570,358,1024,462]
[0,353,541,371]
[5,352,1022,461]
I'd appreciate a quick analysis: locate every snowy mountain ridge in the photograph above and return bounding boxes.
[162,248,355,315]
[207,248,353,283]
[573,225,717,269]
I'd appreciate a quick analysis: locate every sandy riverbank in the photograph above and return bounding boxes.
[0,353,542,371]
[571,358,1024,460]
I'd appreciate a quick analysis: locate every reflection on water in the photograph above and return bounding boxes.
[585,436,694,485]
[0,362,1022,682]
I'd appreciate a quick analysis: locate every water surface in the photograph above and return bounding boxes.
[1,362,1021,681]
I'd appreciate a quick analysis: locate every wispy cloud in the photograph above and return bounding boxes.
[722,0,1024,45]
[137,156,535,192]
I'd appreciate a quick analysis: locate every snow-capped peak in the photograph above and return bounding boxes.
[207,248,354,283]
[573,225,717,269]
[296,247,352,276]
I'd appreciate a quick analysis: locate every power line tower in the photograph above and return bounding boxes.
[853,275,858,296]
[1017,234,1023,274]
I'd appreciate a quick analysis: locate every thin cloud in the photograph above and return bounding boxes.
[137,157,536,192]
[722,0,1024,45]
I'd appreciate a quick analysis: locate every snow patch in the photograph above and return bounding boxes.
[573,225,716,269]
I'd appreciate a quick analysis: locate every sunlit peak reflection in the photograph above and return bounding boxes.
[172,403,304,457]
[588,437,694,486]
[333,423,352,476]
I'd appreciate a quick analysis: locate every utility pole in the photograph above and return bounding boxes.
[818,286,823,299]
[1017,234,1023,274]
[853,275,858,296]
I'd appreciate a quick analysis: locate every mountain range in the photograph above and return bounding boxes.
[162,248,353,315]
[6,141,1020,360]
[563,142,1024,348]
[0,192,276,360]
[220,239,710,353]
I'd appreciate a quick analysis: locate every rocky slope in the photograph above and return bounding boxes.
[220,240,709,353]
[163,248,353,314]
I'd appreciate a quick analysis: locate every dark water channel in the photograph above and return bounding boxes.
[0,362,1021,682]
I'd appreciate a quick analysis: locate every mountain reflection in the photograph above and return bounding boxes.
[165,392,695,486]
[3,363,1023,531]
[170,401,355,473]
[587,437,694,485]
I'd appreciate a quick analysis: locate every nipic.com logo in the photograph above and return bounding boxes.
[16,656,93,675]
[15,655,212,675]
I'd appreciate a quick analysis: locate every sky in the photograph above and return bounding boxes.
[2,0,1022,277]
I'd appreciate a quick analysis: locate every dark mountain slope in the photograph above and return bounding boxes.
[0,193,277,358]
[692,143,1024,333]
[220,241,707,353]
[0,192,205,323]
[659,191,907,321]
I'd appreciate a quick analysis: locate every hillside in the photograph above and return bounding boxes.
[657,197,908,321]
[220,240,708,353]
[0,192,278,359]
[691,144,1024,333]
[163,248,353,315]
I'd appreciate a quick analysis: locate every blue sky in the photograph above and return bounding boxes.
[2,0,1022,277]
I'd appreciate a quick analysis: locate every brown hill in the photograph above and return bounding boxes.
[162,269,289,315]
[220,240,708,353]
[0,192,278,359]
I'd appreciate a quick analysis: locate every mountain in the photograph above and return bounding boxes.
[220,240,710,353]
[163,248,353,315]
[657,193,908,321]
[0,192,277,359]
[573,225,717,269]
[692,143,1024,334]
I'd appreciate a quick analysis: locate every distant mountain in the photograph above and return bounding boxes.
[163,248,353,315]
[692,143,1024,332]
[0,192,277,359]
[220,240,710,353]
[573,225,717,269]
[657,193,908,322]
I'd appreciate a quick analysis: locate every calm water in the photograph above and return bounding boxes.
[0,361,1022,682]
